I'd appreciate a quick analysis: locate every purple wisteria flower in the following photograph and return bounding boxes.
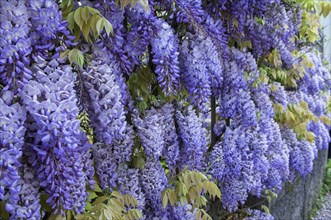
[20,58,93,214]
[29,0,75,59]
[160,103,180,171]
[0,91,26,216]
[9,164,41,219]
[151,20,180,95]
[0,0,32,91]
[133,108,165,160]
[140,158,168,219]
[176,105,207,170]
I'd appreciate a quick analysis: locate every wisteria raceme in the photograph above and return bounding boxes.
[246,208,274,220]
[93,0,134,75]
[180,32,223,108]
[20,59,93,214]
[117,166,146,211]
[270,82,289,107]
[82,59,126,145]
[171,203,197,220]
[133,107,165,159]
[0,91,26,215]
[151,20,180,95]
[125,6,156,66]
[28,0,75,59]
[281,128,315,178]
[209,140,225,181]
[140,158,168,219]
[9,163,41,219]
[0,0,32,91]
[176,105,207,170]
[160,103,180,171]
[180,34,210,109]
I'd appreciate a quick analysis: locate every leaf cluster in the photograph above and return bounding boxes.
[67,6,113,43]
[162,170,221,220]
[75,190,142,220]
[274,101,317,142]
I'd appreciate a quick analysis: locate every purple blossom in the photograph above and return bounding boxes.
[133,108,165,159]
[140,158,168,219]
[151,20,180,95]
[117,166,146,211]
[20,59,93,214]
[9,163,42,219]
[176,105,207,170]
[0,0,32,91]
[246,208,274,220]
[160,103,180,170]
[0,91,26,215]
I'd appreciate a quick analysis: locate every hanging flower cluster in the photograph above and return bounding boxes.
[0,0,330,219]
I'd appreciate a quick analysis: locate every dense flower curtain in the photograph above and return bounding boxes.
[0,0,331,219]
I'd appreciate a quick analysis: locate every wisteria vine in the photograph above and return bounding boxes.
[0,0,330,219]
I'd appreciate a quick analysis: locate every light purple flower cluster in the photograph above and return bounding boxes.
[0,0,32,91]
[82,60,126,145]
[0,91,26,216]
[20,59,93,214]
[140,158,168,219]
[9,164,41,219]
[29,0,75,59]
[176,105,207,170]
[160,104,180,171]
[125,7,156,66]
[117,166,146,211]
[180,32,223,108]
[133,108,165,160]
[151,20,180,95]
[246,208,274,220]
[171,203,197,220]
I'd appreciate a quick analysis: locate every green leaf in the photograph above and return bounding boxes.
[261,205,270,215]
[67,11,75,32]
[88,191,98,200]
[94,182,103,193]
[68,49,84,67]
[93,196,108,205]
[103,19,113,36]
[111,191,123,199]
[82,19,91,42]
[103,208,113,220]
[81,7,90,24]
[162,191,169,208]
[74,8,83,30]
[96,18,104,36]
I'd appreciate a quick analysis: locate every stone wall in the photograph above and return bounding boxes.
[269,149,328,220]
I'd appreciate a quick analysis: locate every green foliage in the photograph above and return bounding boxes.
[60,0,74,19]
[273,100,317,142]
[261,49,314,89]
[162,169,221,220]
[127,66,158,112]
[65,6,113,43]
[75,190,142,220]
